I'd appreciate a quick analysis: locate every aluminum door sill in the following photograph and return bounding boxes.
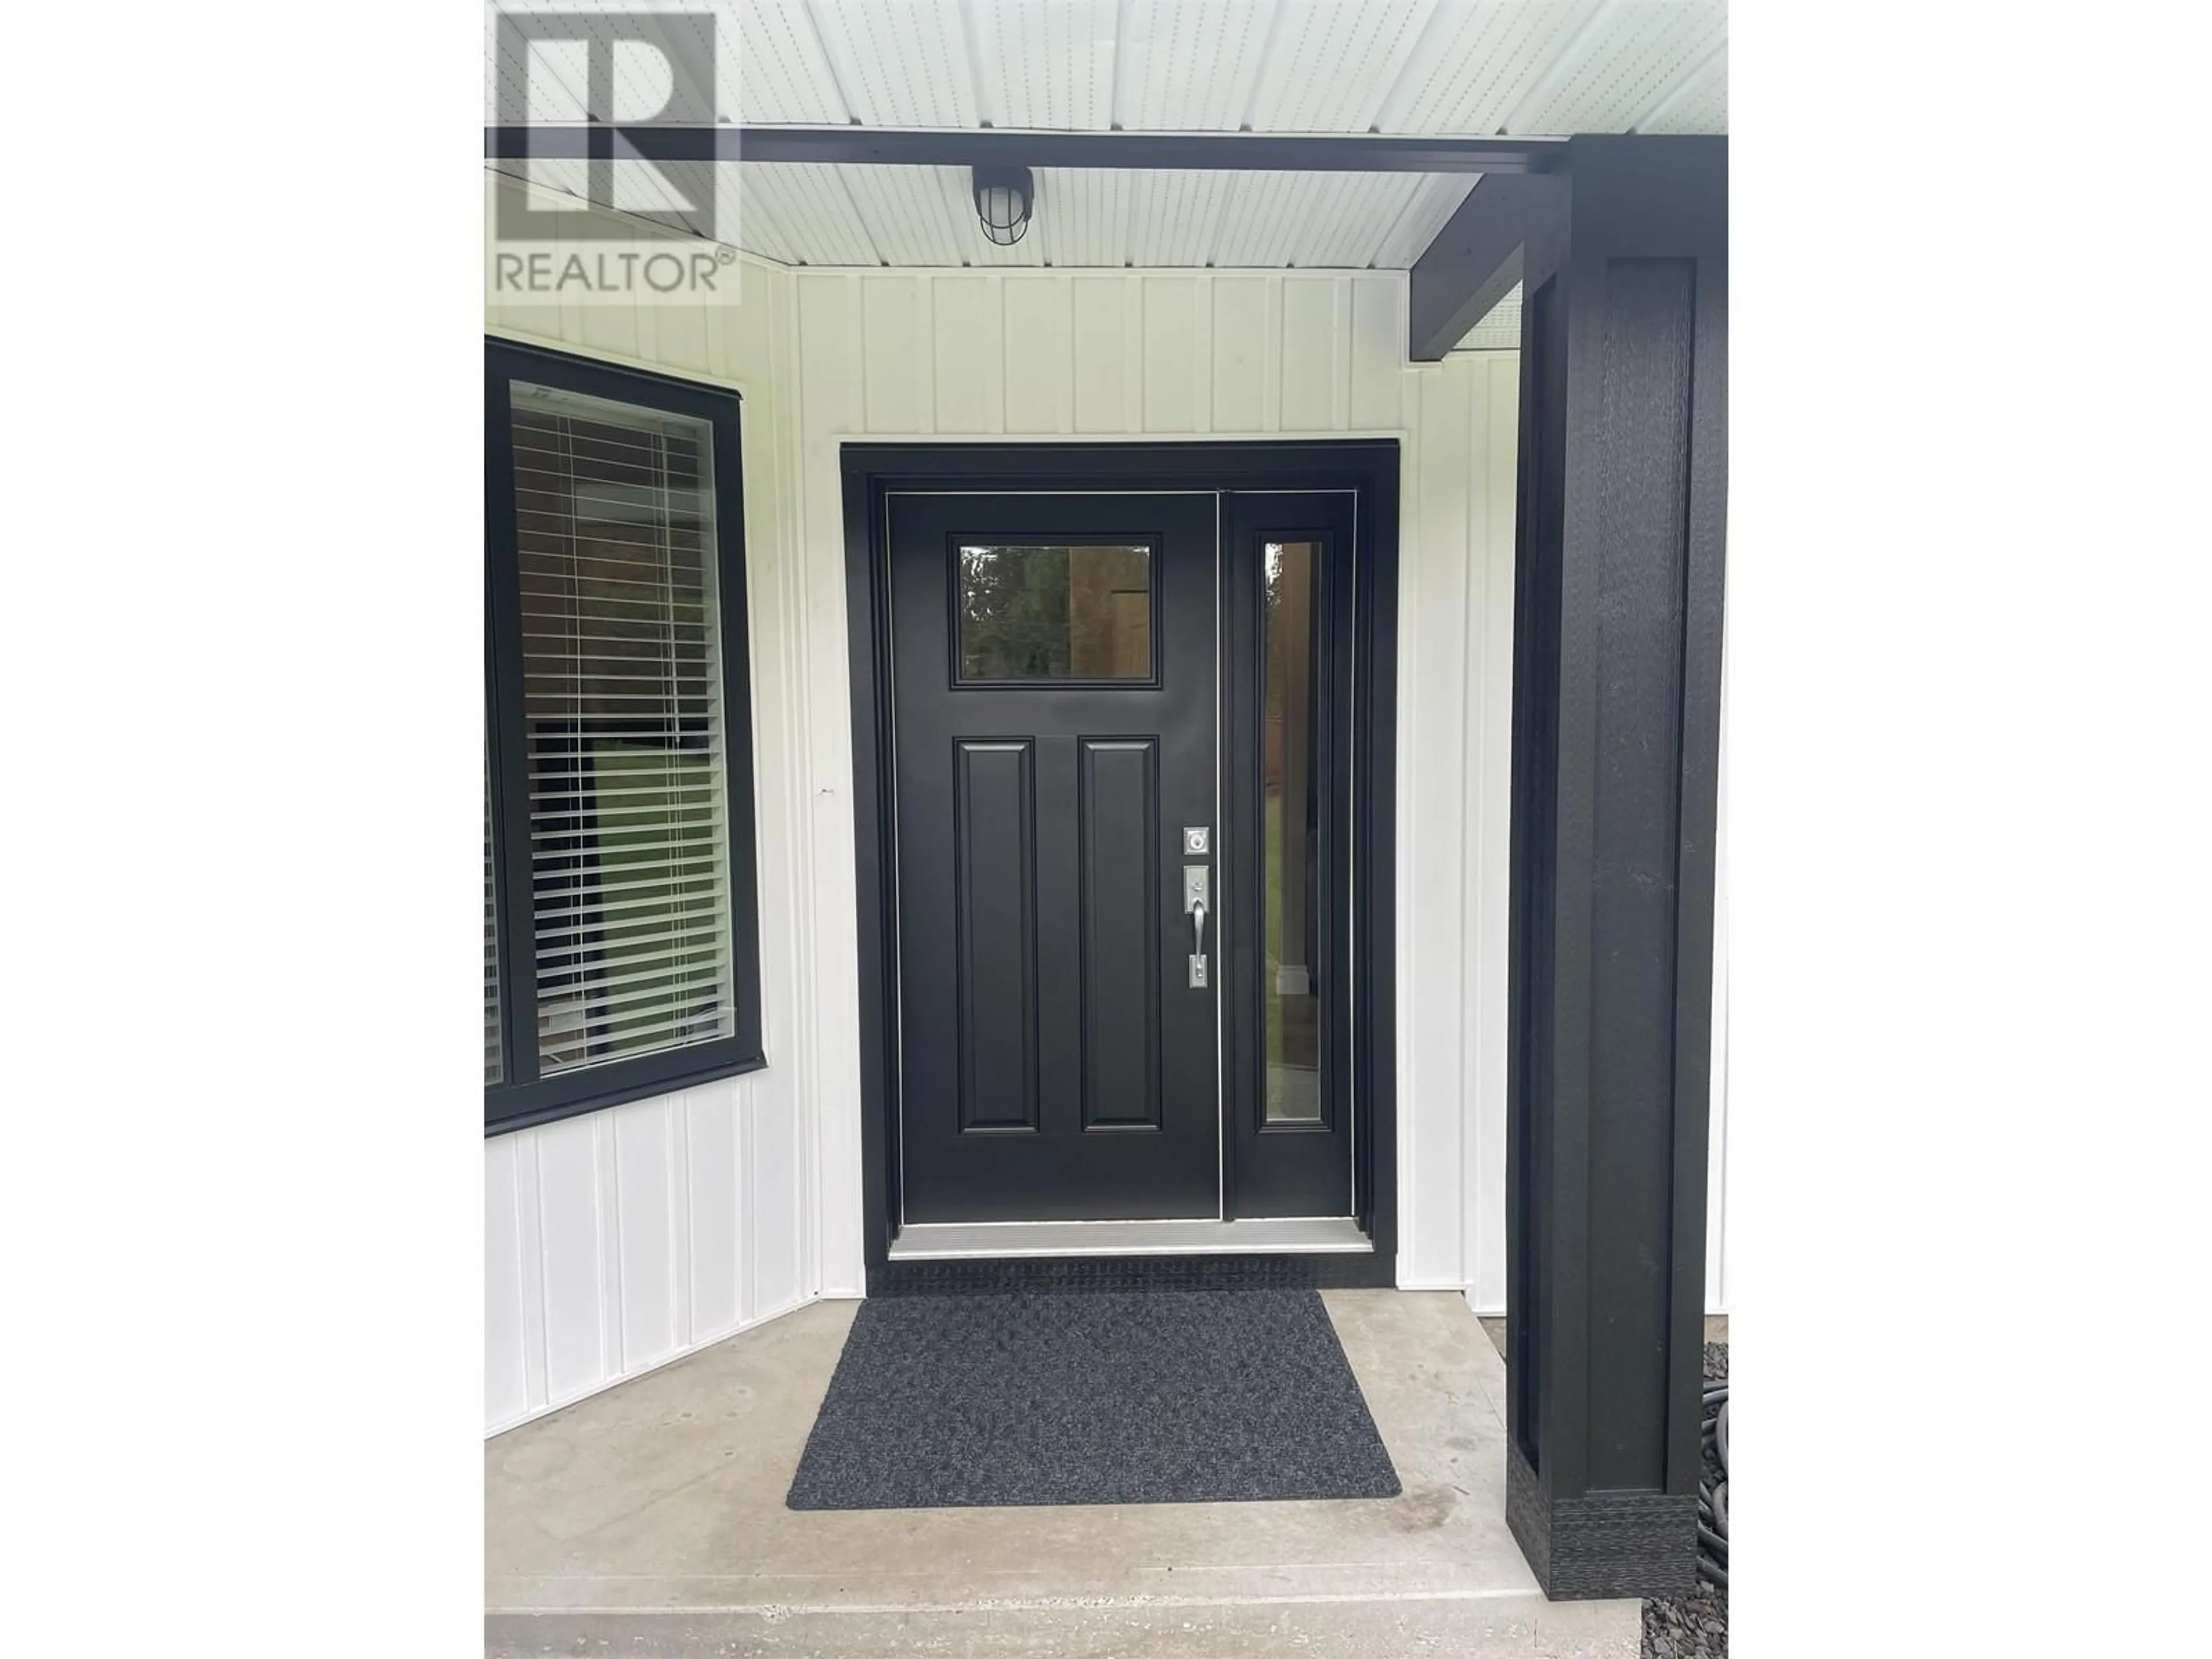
[887,1217,1370,1260]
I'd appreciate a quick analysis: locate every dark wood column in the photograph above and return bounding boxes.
[1503,135,1726,1601]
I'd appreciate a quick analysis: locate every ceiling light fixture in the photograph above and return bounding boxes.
[972,165,1034,247]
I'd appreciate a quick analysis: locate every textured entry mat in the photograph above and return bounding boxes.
[786,1288,1401,1509]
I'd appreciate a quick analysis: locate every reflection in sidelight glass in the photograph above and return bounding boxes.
[956,544,1152,680]
[1263,540,1323,1123]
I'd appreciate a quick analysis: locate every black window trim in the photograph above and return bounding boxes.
[485,337,765,1136]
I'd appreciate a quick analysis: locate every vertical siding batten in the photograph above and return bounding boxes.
[670,1093,695,1351]
[1071,275,1132,433]
[1399,362,1472,1285]
[778,267,850,1301]
[931,275,999,434]
[594,1108,624,1379]
[1262,275,1285,432]
[1278,278,1338,431]
[484,1135,528,1429]
[783,272,859,1317]
[777,271,823,1304]
[1471,354,1521,1310]
[513,1130,550,1416]
[1142,276,1202,433]
[684,1084,740,1340]
[1210,276,1268,433]
[736,1078,758,1328]
[529,1115,603,1404]
[1456,363,1491,1307]
[1391,376,1424,1287]
[612,1100,675,1371]
[1350,279,1404,431]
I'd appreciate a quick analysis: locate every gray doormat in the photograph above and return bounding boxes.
[786,1288,1401,1509]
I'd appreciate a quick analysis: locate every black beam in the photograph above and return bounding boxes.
[1407,173,1568,361]
[483,124,1567,174]
[1504,134,1726,1601]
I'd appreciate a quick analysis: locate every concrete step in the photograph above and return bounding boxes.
[486,1293,1642,1659]
[487,1590,1636,1657]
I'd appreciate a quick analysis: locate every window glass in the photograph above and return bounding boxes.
[956,543,1152,680]
[509,381,736,1075]
[1263,540,1323,1124]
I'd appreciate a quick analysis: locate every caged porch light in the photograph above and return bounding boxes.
[971,165,1034,246]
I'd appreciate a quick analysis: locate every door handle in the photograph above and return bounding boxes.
[1182,862,1211,988]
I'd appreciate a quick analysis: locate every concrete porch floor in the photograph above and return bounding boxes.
[486,1289,1639,1657]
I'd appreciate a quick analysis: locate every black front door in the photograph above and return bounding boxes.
[890,492,1220,1222]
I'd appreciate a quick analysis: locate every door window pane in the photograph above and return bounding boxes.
[956,543,1152,680]
[1263,540,1323,1124]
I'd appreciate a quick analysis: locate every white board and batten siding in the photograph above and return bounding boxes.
[482,176,827,1433]
[483,1078,810,1432]
[784,270,1526,1310]
[781,274,1728,1317]
[481,175,1727,1434]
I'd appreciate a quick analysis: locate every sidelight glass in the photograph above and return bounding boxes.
[1263,540,1323,1124]
[956,543,1152,680]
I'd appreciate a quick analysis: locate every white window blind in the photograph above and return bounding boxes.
[485,778,501,1085]
[507,381,736,1077]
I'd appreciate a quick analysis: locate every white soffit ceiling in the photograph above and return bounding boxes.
[485,0,1728,270]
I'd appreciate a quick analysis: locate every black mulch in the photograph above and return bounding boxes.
[1642,1341,1729,1658]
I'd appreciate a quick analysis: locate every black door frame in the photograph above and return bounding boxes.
[842,441,1400,1283]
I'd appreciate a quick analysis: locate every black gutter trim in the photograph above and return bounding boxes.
[485,124,1569,174]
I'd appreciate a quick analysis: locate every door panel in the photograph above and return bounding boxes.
[951,739,1038,1132]
[1078,737,1162,1131]
[891,493,1221,1222]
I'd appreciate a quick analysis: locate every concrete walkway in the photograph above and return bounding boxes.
[486,1288,1638,1656]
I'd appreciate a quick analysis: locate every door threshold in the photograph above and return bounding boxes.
[888,1217,1370,1260]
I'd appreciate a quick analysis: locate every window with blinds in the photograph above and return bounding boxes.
[485,342,762,1131]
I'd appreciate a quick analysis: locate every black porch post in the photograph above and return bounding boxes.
[1503,135,1727,1601]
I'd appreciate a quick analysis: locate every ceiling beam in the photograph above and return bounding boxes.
[1406,172,1567,362]
[482,124,1570,174]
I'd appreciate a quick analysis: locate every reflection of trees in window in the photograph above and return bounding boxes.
[957,544,1150,679]
[1263,540,1323,1121]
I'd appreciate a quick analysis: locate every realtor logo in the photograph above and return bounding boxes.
[490,6,736,301]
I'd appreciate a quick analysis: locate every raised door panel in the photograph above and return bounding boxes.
[1079,738,1162,1131]
[955,740,1042,1132]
